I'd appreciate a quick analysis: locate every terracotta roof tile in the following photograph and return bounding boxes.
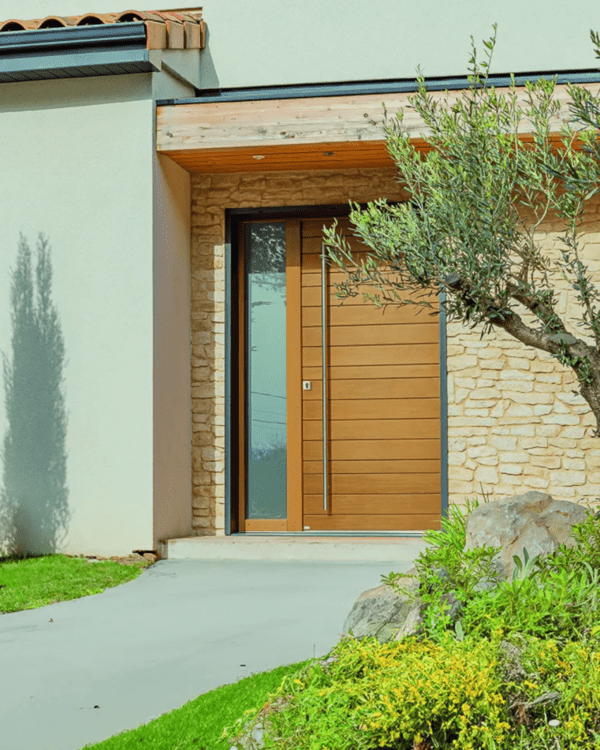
[0,8,204,50]
[37,16,78,28]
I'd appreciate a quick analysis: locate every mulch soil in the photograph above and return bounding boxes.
[64,551,160,567]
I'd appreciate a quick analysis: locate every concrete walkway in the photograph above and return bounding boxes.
[0,544,426,750]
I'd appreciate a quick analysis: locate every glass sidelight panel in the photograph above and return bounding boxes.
[245,223,287,519]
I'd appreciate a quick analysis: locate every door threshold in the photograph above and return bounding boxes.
[165,534,428,560]
[232,531,425,537]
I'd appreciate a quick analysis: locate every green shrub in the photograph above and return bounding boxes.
[383,496,600,647]
[382,495,503,644]
[460,556,600,644]
[224,630,512,750]
[504,636,600,748]
[226,629,600,750]
[224,631,600,750]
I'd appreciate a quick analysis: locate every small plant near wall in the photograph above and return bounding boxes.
[325,25,600,437]
[1,233,69,556]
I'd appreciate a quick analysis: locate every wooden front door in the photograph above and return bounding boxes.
[238,215,442,532]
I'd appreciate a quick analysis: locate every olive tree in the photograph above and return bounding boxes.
[324,27,600,434]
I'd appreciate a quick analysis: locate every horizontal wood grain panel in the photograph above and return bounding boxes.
[303,398,440,420]
[160,142,396,173]
[302,303,439,328]
[303,419,440,440]
[303,344,440,367]
[304,493,441,515]
[243,519,287,531]
[302,236,367,255]
[302,218,352,237]
[303,439,441,460]
[302,285,437,308]
[302,512,441,531]
[302,378,439,400]
[304,473,441,495]
[302,364,440,381]
[302,323,439,348]
[304,459,441,474]
[159,86,578,171]
[302,249,370,268]
[302,268,399,286]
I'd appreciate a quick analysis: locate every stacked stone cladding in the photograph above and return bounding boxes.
[448,197,600,513]
[190,168,600,535]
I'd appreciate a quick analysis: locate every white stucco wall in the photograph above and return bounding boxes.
[1,0,599,88]
[152,152,192,550]
[0,75,155,556]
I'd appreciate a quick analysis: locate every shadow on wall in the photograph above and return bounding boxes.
[0,233,70,555]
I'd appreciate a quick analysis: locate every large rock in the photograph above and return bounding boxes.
[341,566,421,643]
[464,491,590,581]
[392,600,425,641]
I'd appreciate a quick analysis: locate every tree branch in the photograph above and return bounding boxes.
[492,306,591,365]
[505,283,564,334]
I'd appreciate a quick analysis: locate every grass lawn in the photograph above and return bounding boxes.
[0,553,150,614]
[80,656,319,750]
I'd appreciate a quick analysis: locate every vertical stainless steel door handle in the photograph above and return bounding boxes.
[321,242,328,512]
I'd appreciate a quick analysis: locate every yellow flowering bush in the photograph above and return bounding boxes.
[223,621,600,750]
[510,636,600,748]
[224,630,513,750]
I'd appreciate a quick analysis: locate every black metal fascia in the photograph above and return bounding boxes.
[0,50,157,82]
[438,292,449,521]
[0,22,147,53]
[0,22,158,82]
[157,69,600,106]
[224,210,233,536]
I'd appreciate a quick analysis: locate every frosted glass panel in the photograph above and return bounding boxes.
[246,223,287,519]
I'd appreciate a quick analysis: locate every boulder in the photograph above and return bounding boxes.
[341,566,420,643]
[392,601,425,641]
[464,491,590,581]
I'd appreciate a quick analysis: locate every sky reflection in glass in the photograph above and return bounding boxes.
[246,223,287,519]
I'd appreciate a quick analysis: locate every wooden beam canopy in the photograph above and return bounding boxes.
[156,83,599,173]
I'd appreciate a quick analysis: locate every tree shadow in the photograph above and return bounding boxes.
[0,233,70,555]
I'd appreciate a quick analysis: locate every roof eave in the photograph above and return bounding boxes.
[0,22,160,82]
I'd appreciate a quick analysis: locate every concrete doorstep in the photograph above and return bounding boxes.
[164,534,429,561]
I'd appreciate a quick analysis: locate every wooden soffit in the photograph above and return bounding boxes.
[156,83,599,173]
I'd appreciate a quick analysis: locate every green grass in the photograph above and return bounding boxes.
[0,553,149,614]
[80,657,320,750]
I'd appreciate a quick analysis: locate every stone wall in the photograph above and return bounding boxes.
[447,198,600,512]
[190,168,600,535]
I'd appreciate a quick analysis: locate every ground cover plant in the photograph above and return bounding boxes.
[0,553,150,613]
[222,495,600,749]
